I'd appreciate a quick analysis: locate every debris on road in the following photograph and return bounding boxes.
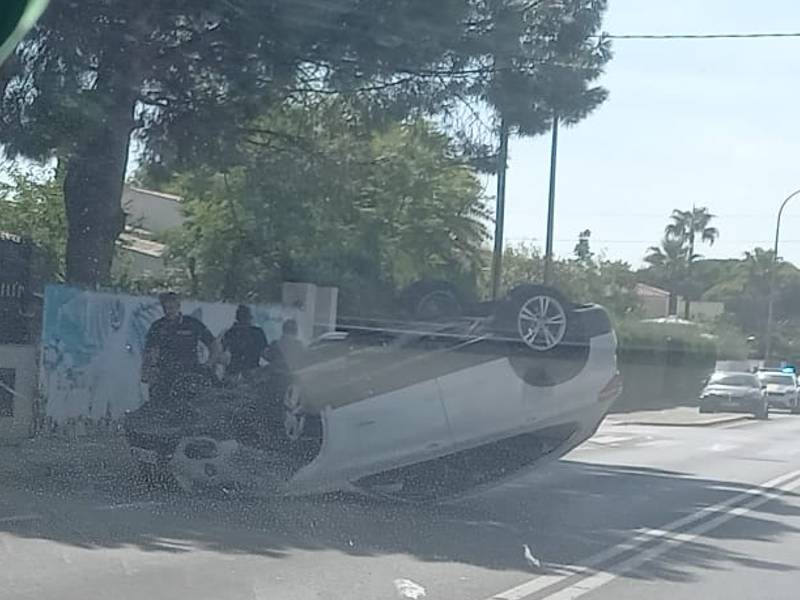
[394,578,426,599]
[523,543,542,570]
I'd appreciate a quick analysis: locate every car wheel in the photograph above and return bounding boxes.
[792,399,800,415]
[494,285,572,352]
[699,405,712,414]
[402,279,464,321]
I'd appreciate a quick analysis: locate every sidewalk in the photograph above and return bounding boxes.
[606,406,751,427]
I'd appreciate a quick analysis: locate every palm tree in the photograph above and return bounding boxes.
[644,236,688,315]
[744,247,775,290]
[665,206,719,319]
[743,247,777,349]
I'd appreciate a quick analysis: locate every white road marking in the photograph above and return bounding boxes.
[487,468,800,600]
[587,435,631,446]
[541,472,800,600]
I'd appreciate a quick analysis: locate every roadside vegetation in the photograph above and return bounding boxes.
[2,1,798,364]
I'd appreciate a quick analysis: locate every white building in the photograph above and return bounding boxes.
[116,186,187,277]
[635,283,672,318]
[634,282,724,321]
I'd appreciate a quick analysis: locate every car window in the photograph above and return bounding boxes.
[709,373,760,388]
[758,373,796,386]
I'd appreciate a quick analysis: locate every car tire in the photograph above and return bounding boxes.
[493,284,574,352]
[791,399,800,415]
[402,279,464,322]
[755,402,769,420]
[699,405,712,414]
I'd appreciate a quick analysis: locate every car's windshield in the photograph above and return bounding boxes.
[709,373,759,388]
[758,373,796,386]
[4,2,800,600]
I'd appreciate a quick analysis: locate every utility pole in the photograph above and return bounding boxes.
[490,116,509,300]
[765,188,800,360]
[543,112,559,285]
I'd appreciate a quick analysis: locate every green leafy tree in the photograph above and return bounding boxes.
[0,162,66,280]
[161,111,490,313]
[483,242,638,319]
[643,236,688,315]
[0,0,471,285]
[664,206,719,318]
[475,0,611,137]
[1,0,611,288]
[701,247,800,355]
[573,229,593,263]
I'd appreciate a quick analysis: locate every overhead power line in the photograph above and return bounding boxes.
[505,237,800,244]
[605,32,800,40]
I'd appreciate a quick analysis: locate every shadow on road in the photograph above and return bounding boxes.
[0,440,799,585]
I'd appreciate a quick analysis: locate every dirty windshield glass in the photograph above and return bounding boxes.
[3,1,800,600]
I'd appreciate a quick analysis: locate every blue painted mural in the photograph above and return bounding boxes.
[40,285,298,422]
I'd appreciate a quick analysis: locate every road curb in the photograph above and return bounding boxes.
[611,415,751,427]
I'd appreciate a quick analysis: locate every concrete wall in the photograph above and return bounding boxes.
[639,294,670,318]
[677,300,725,321]
[281,282,340,341]
[39,283,339,425]
[0,344,37,441]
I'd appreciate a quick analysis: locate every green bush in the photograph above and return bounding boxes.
[613,319,720,412]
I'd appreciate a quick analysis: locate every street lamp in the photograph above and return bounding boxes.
[764,188,800,360]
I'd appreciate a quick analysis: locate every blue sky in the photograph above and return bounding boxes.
[499,0,800,266]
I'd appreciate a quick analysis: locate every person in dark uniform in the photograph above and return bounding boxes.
[141,291,219,405]
[221,304,268,378]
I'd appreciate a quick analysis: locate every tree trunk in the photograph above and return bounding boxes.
[63,87,137,287]
[684,235,695,320]
[221,239,245,301]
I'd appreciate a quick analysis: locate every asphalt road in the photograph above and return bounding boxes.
[2,413,800,600]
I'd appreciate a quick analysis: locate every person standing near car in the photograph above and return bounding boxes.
[141,291,220,405]
[265,318,306,372]
[221,304,269,378]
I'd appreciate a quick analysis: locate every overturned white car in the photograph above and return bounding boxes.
[124,283,621,501]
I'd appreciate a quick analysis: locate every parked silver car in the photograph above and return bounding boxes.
[699,371,769,420]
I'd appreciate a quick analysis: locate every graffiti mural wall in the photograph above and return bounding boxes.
[40,285,299,422]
